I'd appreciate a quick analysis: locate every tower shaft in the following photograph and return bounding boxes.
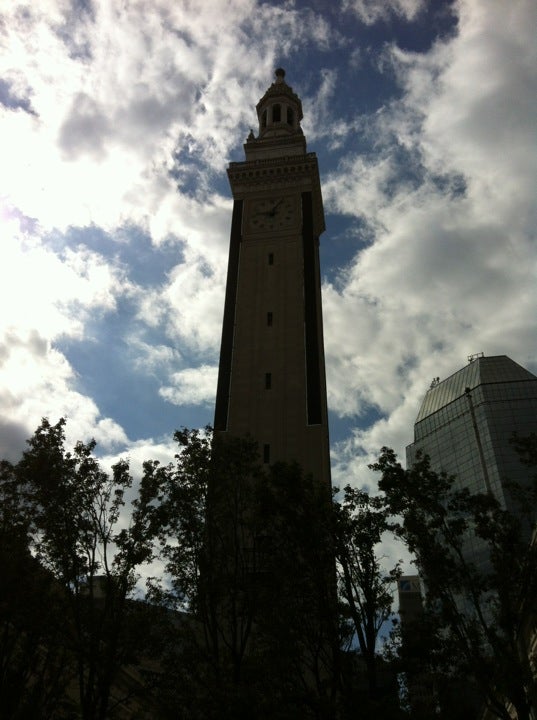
[214,71,330,488]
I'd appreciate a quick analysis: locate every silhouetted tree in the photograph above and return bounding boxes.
[333,485,401,714]
[146,428,268,718]
[0,459,76,718]
[373,442,537,720]
[8,417,162,719]
[254,461,340,719]
[150,429,340,719]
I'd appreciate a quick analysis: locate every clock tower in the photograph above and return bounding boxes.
[214,68,330,490]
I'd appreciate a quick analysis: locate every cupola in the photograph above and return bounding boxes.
[256,68,303,139]
[244,69,306,160]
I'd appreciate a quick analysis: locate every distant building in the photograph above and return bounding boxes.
[398,575,423,624]
[406,354,537,718]
[406,353,537,567]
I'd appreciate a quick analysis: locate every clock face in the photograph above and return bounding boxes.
[249,196,296,232]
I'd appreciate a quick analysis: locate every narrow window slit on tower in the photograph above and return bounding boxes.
[267,312,273,326]
[287,107,293,125]
[272,104,281,122]
[265,373,272,389]
[268,253,274,265]
[263,444,270,464]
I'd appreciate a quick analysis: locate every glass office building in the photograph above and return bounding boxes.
[406,354,537,567]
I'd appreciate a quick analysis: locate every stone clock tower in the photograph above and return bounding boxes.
[214,69,330,489]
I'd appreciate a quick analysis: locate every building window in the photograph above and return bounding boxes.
[287,107,293,125]
[267,311,273,326]
[272,104,281,122]
[262,109,267,128]
[265,372,272,389]
[268,252,274,265]
[263,444,270,463]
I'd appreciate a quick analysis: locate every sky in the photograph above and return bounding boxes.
[1,0,536,539]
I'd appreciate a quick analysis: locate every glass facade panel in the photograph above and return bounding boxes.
[407,356,537,568]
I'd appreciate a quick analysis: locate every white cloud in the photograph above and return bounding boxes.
[0,210,126,340]
[0,330,128,455]
[162,253,226,356]
[129,337,182,375]
[100,435,181,480]
[323,0,537,481]
[160,365,218,407]
[0,208,130,453]
[1,0,535,516]
[342,0,426,25]
[0,0,338,239]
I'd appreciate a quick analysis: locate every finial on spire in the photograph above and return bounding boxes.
[275,68,285,83]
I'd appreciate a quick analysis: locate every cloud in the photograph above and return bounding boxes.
[0,208,131,452]
[162,253,226,356]
[0,327,128,453]
[0,213,125,339]
[342,0,426,25]
[59,93,111,159]
[129,338,182,375]
[1,0,535,515]
[0,0,340,239]
[324,0,537,484]
[160,365,218,407]
[0,418,31,463]
[0,76,36,115]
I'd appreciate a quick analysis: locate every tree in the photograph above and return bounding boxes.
[253,461,340,719]
[373,444,537,720]
[10,417,162,719]
[333,485,401,713]
[0,458,76,718]
[146,428,269,718]
[151,429,340,719]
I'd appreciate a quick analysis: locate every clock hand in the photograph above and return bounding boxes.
[267,199,284,217]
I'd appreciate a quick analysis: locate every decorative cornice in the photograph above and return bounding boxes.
[227,153,325,236]
[229,151,318,174]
